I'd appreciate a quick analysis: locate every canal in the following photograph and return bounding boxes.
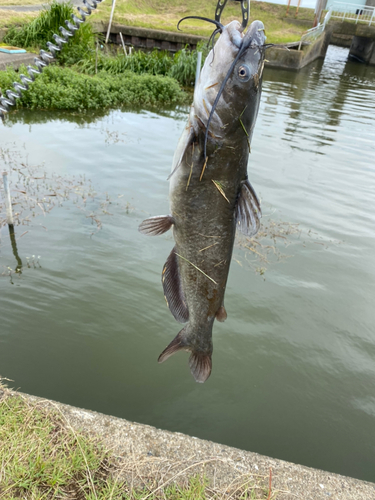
[1,45,375,482]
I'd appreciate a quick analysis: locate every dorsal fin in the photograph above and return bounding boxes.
[162,246,189,323]
[236,179,262,237]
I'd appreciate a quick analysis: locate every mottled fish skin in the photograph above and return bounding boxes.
[140,20,265,383]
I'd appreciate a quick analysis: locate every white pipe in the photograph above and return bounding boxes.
[195,51,202,89]
[119,32,127,56]
[2,171,14,227]
[106,0,117,44]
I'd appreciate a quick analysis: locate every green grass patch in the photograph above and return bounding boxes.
[1,0,315,44]
[75,42,209,86]
[0,387,116,499]
[0,10,38,29]
[88,0,315,44]
[0,383,275,499]
[0,64,185,111]
[3,1,96,65]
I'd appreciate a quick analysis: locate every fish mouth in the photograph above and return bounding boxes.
[227,19,266,51]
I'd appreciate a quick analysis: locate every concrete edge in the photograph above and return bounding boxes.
[4,390,374,500]
[0,51,36,71]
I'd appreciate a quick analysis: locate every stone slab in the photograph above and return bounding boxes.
[0,50,36,71]
[92,22,207,45]
[18,392,375,500]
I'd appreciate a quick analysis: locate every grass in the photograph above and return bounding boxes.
[79,0,316,44]
[0,0,315,44]
[0,382,276,499]
[3,0,96,65]
[0,385,116,499]
[0,0,43,4]
[0,9,38,28]
[75,43,208,86]
[0,64,185,111]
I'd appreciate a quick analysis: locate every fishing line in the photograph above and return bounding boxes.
[202,35,260,162]
[0,0,104,120]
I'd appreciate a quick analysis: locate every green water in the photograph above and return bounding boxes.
[1,46,375,482]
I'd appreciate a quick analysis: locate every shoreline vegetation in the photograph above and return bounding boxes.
[0,0,316,112]
[0,2,198,110]
[0,0,315,44]
[0,382,273,499]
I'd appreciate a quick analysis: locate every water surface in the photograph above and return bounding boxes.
[1,46,375,482]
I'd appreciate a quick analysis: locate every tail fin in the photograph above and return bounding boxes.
[158,326,212,383]
[189,351,212,383]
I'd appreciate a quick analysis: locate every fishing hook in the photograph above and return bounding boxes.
[177,16,224,33]
[0,0,104,119]
[215,0,249,31]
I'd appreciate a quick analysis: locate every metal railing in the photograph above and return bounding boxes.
[298,6,332,50]
[330,2,375,25]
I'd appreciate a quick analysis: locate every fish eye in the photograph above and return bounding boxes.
[238,64,251,82]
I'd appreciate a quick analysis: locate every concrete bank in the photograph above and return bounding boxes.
[265,30,331,70]
[93,22,332,70]
[15,391,375,500]
[0,50,36,71]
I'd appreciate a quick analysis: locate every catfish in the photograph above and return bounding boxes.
[139,19,266,382]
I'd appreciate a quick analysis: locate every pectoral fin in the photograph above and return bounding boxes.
[236,179,262,237]
[138,215,175,236]
[167,122,195,180]
[162,246,189,323]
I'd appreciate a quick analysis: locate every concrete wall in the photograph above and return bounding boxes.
[330,21,375,47]
[92,22,205,52]
[265,29,331,70]
[350,34,375,62]
[0,52,36,71]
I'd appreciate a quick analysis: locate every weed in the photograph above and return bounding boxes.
[75,41,209,87]
[0,382,276,499]
[3,0,96,65]
[0,64,185,111]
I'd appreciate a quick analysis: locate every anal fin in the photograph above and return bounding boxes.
[215,305,227,322]
[162,246,189,323]
[138,215,174,236]
[236,179,262,237]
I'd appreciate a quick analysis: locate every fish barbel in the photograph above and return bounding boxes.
[139,19,266,383]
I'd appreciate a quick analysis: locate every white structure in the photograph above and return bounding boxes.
[326,0,368,11]
[328,0,375,24]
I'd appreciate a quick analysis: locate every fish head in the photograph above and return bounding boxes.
[194,20,266,142]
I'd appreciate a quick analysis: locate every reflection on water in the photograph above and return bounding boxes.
[1,46,375,482]
[9,228,23,274]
